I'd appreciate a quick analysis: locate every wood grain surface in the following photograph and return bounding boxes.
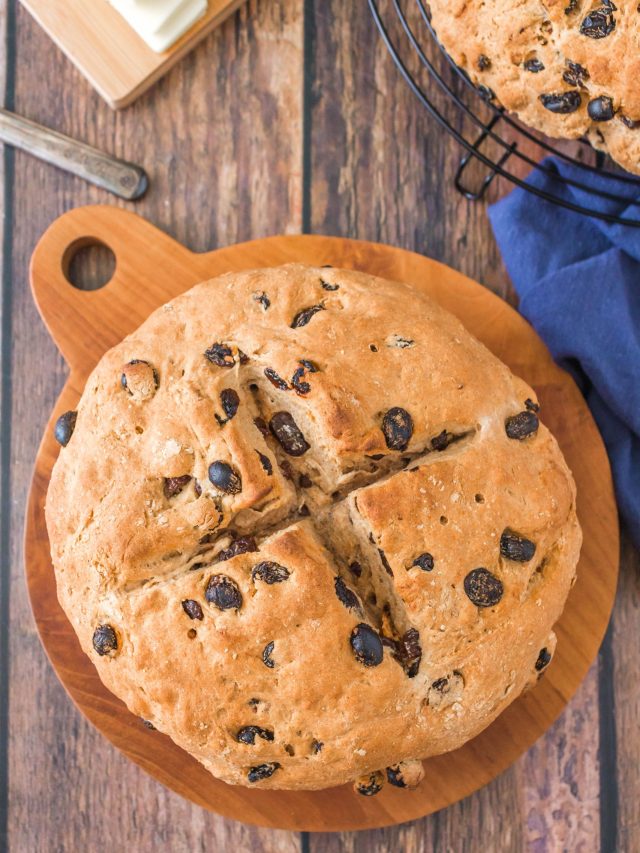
[0,0,637,850]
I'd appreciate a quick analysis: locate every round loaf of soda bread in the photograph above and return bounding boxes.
[428,0,640,174]
[46,264,581,792]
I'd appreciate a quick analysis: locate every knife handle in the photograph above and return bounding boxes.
[0,108,148,200]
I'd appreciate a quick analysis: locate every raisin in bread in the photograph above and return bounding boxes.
[428,0,640,174]
[46,264,581,793]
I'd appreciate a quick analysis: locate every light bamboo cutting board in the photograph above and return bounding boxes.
[19,0,245,108]
[24,206,619,830]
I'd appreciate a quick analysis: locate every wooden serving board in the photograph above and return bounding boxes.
[19,0,245,109]
[25,205,619,832]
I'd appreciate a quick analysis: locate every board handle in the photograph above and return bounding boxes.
[30,205,200,373]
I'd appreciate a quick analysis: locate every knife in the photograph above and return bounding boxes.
[0,107,148,200]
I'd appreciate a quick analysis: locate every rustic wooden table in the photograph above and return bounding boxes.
[1,1,638,851]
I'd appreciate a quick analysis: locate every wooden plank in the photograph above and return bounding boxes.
[0,3,10,850]
[308,0,512,300]
[6,0,303,849]
[19,0,246,109]
[516,663,601,851]
[307,0,610,849]
[612,531,640,852]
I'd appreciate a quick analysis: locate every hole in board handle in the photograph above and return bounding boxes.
[63,238,116,292]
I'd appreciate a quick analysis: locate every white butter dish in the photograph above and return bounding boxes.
[109,0,208,53]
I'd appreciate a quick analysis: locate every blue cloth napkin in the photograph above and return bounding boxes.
[488,156,640,547]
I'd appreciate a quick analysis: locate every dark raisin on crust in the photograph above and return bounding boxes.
[505,411,539,440]
[204,575,243,610]
[355,772,384,796]
[500,529,536,562]
[253,416,269,437]
[393,628,422,678]
[430,429,456,451]
[535,647,553,671]
[620,115,640,129]
[588,95,615,121]
[464,568,504,607]
[378,549,394,577]
[92,624,118,656]
[524,58,545,72]
[204,342,236,368]
[237,725,275,745]
[386,765,406,787]
[430,671,464,697]
[350,623,384,667]
[252,561,291,584]
[477,84,495,101]
[580,7,616,38]
[476,54,491,71]
[264,367,290,391]
[525,397,540,412]
[291,304,325,328]
[291,366,311,396]
[142,719,156,730]
[54,410,78,446]
[299,473,312,488]
[215,536,258,563]
[182,599,204,620]
[247,762,281,783]
[539,91,582,114]
[270,411,310,456]
[349,561,362,578]
[320,278,339,291]
[312,739,324,753]
[563,61,589,87]
[412,553,434,572]
[262,641,275,668]
[163,475,192,499]
[208,460,242,494]
[565,0,578,12]
[256,450,273,475]
[381,407,413,451]
[253,291,270,310]
[334,577,362,613]
[217,388,240,424]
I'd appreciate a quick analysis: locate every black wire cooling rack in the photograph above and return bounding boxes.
[368,0,640,226]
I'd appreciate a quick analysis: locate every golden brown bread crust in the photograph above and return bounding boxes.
[46,263,581,791]
[428,0,640,174]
